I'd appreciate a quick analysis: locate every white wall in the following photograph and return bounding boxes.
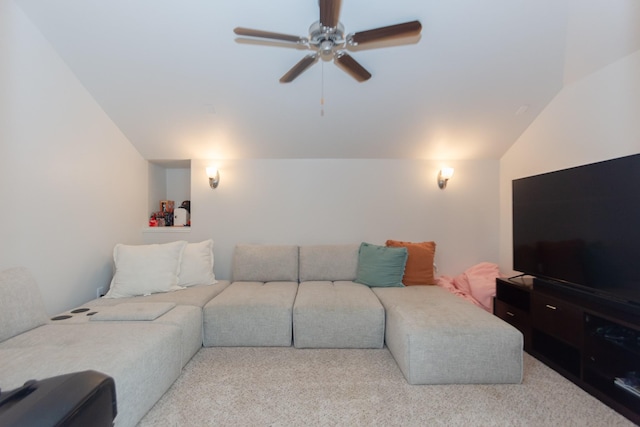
[499,50,640,275]
[148,163,168,217]
[144,158,500,280]
[147,164,190,217]
[165,168,190,208]
[0,0,148,315]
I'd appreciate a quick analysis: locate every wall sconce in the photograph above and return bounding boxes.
[206,167,220,189]
[437,168,454,189]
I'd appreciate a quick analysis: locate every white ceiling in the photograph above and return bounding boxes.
[14,0,640,161]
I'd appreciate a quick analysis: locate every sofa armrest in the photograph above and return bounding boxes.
[0,267,48,342]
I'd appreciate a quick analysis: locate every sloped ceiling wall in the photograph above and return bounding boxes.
[1,0,149,314]
[4,1,550,160]
[563,0,640,85]
[13,1,639,161]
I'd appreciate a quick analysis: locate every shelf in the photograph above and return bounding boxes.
[142,227,191,233]
[586,315,640,357]
[496,278,531,312]
[614,377,640,400]
[532,329,581,378]
[583,368,640,424]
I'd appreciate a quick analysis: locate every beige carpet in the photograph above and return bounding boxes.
[138,347,635,427]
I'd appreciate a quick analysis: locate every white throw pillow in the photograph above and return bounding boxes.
[104,241,187,298]
[178,239,218,287]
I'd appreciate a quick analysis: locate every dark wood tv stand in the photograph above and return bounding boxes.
[494,277,640,424]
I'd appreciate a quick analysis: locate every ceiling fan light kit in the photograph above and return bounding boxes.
[233,0,422,83]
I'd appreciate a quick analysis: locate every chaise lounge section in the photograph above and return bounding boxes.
[374,285,523,384]
[0,268,187,427]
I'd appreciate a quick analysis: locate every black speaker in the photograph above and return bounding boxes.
[0,370,117,427]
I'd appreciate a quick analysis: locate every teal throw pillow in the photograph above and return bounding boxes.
[355,242,408,287]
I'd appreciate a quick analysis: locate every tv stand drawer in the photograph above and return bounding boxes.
[532,293,582,347]
[495,299,531,350]
[495,300,528,330]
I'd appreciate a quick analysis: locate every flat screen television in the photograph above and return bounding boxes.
[512,153,640,312]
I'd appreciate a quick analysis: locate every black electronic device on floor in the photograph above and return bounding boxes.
[0,370,117,427]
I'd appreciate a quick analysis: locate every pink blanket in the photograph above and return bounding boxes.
[436,262,502,312]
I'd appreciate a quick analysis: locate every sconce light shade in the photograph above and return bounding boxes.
[437,167,454,189]
[206,167,220,189]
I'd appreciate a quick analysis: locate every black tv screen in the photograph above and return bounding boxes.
[512,153,640,308]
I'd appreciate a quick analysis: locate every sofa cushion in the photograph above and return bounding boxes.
[386,240,436,285]
[52,304,203,369]
[203,281,299,347]
[105,241,187,298]
[178,239,217,287]
[298,244,359,282]
[90,302,176,321]
[232,244,299,282]
[0,267,48,343]
[293,281,384,348]
[355,242,408,287]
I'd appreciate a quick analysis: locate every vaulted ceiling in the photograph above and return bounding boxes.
[14,0,640,160]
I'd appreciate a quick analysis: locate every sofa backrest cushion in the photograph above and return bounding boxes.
[105,241,187,298]
[0,267,48,342]
[178,239,217,287]
[354,242,408,288]
[299,244,360,282]
[385,240,436,285]
[232,245,299,282]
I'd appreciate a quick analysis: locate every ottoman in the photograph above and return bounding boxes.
[373,286,523,385]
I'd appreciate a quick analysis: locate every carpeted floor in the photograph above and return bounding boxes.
[138,347,635,427]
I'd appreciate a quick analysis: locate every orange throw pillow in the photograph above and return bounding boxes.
[385,240,436,285]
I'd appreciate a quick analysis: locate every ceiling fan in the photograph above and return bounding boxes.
[233,0,422,83]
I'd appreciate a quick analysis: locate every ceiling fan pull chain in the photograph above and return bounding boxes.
[320,61,325,117]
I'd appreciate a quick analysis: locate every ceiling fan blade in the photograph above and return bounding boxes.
[319,0,341,28]
[347,20,422,46]
[234,27,307,44]
[280,54,319,83]
[335,52,371,82]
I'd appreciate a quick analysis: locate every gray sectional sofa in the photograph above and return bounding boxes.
[0,243,523,427]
